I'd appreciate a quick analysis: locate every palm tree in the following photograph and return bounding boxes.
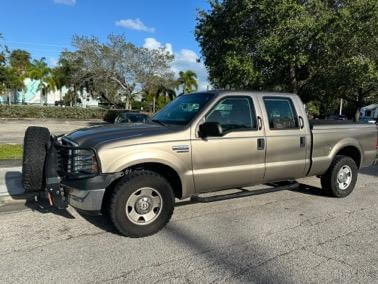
[143,75,177,113]
[29,59,56,105]
[177,70,198,94]
[153,84,176,112]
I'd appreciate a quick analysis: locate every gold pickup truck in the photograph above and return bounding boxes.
[22,91,378,237]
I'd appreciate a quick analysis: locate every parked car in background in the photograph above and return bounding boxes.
[326,114,347,120]
[114,111,150,124]
[360,117,377,124]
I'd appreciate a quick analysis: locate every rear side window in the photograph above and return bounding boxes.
[264,97,299,130]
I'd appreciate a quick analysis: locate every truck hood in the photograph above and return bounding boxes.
[64,123,175,149]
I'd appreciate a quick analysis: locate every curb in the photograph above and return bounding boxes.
[0,160,22,168]
[0,193,36,214]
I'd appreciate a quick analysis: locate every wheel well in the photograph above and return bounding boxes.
[335,146,361,168]
[101,162,183,214]
[130,163,183,199]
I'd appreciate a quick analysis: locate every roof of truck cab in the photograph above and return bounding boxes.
[191,90,296,97]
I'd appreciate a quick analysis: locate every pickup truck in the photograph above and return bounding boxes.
[22,91,378,237]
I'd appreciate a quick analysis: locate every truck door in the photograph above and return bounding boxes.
[258,95,308,182]
[191,95,266,193]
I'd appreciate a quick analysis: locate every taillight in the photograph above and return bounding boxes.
[376,139,378,149]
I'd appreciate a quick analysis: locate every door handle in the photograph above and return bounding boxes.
[299,116,304,129]
[257,116,263,130]
[300,136,306,148]
[257,138,265,150]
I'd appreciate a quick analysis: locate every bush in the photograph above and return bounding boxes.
[0,105,106,120]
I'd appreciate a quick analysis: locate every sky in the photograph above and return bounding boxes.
[0,0,211,90]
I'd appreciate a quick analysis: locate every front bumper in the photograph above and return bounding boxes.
[62,173,123,213]
[45,135,123,213]
[67,188,105,213]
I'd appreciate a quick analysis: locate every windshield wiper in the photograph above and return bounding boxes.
[152,119,168,127]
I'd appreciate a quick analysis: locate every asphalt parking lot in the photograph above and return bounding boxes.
[0,166,377,283]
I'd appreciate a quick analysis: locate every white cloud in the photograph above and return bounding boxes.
[115,18,155,33]
[143,37,210,91]
[176,49,198,63]
[172,49,210,91]
[143,38,173,55]
[54,0,76,6]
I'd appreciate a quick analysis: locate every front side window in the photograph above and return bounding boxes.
[206,97,256,132]
[153,93,215,125]
[264,97,299,130]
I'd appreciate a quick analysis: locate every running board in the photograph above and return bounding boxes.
[190,182,299,203]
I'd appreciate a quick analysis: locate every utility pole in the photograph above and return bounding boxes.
[339,99,343,115]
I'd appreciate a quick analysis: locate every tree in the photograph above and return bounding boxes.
[317,0,378,119]
[3,67,24,105]
[195,0,378,119]
[177,70,198,94]
[0,44,27,104]
[29,58,56,104]
[9,49,31,75]
[142,74,177,112]
[9,49,31,103]
[64,34,174,109]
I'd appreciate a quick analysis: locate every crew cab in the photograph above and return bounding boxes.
[22,91,378,237]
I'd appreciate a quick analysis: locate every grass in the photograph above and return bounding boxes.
[0,144,23,160]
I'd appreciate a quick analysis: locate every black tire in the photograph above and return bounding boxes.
[22,126,50,193]
[110,170,175,238]
[320,155,358,198]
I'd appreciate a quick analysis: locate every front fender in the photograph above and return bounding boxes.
[98,144,195,198]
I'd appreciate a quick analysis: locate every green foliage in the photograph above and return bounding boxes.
[196,0,378,118]
[0,47,28,100]
[142,74,177,112]
[177,70,198,94]
[0,105,105,120]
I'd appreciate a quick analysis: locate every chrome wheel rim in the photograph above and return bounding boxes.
[125,187,163,225]
[337,165,352,190]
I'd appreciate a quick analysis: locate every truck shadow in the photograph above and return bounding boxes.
[290,183,328,197]
[359,165,378,177]
[24,198,76,219]
[162,219,287,282]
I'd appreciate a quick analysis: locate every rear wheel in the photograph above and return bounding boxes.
[110,170,175,238]
[320,155,358,198]
[22,126,50,193]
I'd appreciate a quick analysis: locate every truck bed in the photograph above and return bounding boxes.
[308,120,377,176]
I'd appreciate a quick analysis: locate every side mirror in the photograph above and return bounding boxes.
[199,122,223,138]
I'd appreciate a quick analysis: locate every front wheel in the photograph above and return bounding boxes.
[110,170,175,238]
[320,155,358,198]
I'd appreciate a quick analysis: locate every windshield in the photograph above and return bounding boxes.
[152,93,215,125]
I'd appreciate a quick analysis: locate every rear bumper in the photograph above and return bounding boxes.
[62,172,123,213]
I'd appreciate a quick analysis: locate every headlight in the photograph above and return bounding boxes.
[60,147,99,176]
[71,149,99,174]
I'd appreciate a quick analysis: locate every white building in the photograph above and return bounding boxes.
[0,78,99,107]
[360,104,378,119]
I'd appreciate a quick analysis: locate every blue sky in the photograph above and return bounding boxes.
[0,0,211,89]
